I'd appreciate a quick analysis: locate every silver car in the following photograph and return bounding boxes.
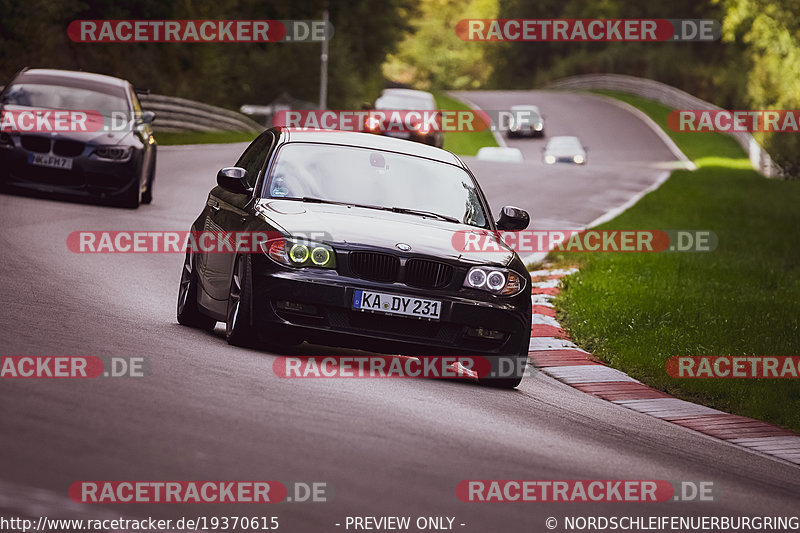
[507,105,545,138]
[542,136,587,165]
[0,68,157,208]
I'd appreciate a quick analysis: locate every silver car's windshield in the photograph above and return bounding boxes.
[2,83,130,117]
[263,143,488,228]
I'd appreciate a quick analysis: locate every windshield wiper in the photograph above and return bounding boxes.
[389,207,460,223]
[284,197,461,223]
[288,196,386,211]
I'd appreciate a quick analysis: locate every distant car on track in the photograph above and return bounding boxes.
[0,68,157,208]
[477,146,524,163]
[507,105,545,138]
[370,88,444,148]
[177,127,532,388]
[542,136,587,165]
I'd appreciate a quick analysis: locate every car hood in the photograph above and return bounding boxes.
[1,104,132,145]
[255,199,514,266]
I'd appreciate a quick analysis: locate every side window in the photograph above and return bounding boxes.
[235,132,274,187]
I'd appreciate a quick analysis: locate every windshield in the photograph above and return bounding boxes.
[376,94,435,110]
[263,143,488,228]
[1,83,130,117]
[548,137,581,149]
[511,108,540,124]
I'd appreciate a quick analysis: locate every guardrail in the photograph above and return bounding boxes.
[547,74,782,178]
[138,93,263,133]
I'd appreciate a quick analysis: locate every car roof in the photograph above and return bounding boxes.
[277,128,462,166]
[15,68,130,89]
[381,88,434,98]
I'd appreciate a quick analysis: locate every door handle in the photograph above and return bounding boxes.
[211,203,220,212]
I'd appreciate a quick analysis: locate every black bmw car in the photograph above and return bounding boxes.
[177,127,532,387]
[0,68,157,208]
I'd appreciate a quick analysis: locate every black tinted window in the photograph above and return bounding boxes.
[235,132,274,187]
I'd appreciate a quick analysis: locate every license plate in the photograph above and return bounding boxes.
[28,153,73,170]
[385,131,411,139]
[352,289,441,320]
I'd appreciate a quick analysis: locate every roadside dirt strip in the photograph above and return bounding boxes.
[527,268,800,467]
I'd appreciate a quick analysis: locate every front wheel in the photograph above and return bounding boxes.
[118,181,141,209]
[226,254,260,347]
[141,160,155,204]
[477,354,528,389]
[177,251,217,330]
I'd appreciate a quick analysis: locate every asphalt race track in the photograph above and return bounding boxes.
[1,91,798,531]
[454,90,684,232]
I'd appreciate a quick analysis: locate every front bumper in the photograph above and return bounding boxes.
[250,258,531,357]
[0,141,141,200]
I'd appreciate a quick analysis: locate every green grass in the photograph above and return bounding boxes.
[434,92,498,156]
[155,130,259,146]
[550,92,800,432]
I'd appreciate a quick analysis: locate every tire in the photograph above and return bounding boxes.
[225,254,260,347]
[119,181,141,209]
[177,251,217,330]
[477,354,527,389]
[141,159,155,204]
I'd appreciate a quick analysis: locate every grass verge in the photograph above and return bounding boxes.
[434,92,498,156]
[550,91,800,432]
[155,130,259,146]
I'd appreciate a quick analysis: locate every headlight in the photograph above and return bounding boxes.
[366,117,381,131]
[94,145,131,160]
[414,121,432,135]
[573,154,585,164]
[534,123,543,131]
[544,155,556,164]
[262,238,336,269]
[463,266,523,296]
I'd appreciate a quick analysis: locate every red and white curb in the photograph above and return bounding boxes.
[527,267,800,466]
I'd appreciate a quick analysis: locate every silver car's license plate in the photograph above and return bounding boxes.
[28,153,73,170]
[352,289,441,320]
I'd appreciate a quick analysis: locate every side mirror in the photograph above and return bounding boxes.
[137,111,156,125]
[496,205,530,231]
[217,167,252,195]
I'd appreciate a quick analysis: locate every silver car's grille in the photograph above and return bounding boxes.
[20,135,51,153]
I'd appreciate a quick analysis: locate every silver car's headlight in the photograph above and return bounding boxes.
[463,266,523,296]
[93,145,132,161]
